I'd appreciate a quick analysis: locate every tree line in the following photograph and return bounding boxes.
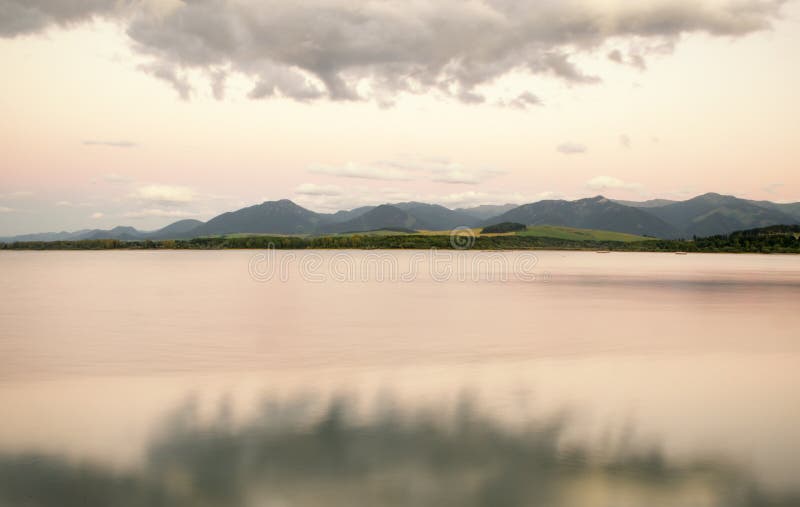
[2,225,798,253]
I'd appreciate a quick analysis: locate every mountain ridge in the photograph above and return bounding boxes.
[3,193,799,242]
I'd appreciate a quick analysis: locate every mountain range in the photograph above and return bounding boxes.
[3,193,799,242]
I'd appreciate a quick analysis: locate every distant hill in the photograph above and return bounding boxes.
[392,202,480,229]
[320,204,429,233]
[455,204,518,221]
[145,219,204,239]
[190,199,325,236]
[489,196,678,238]
[5,193,800,243]
[320,206,376,223]
[647,193,798,238]
[745,200,800,221]
[81,226,144,241]
[0,229,93,242]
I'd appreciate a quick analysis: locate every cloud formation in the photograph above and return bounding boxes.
[130,184,197,205]
[309,162,414,182]
[0,0,121,37]
[310,156,505,184]
[0,0,786,104]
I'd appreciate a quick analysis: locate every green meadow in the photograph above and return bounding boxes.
[514,225,654,243]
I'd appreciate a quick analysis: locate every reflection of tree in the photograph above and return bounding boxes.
[0,396,796,507]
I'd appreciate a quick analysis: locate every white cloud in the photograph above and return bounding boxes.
[430,167,505,185]
[90,212,104,219]
[0,206,15,213]
[557,142,587,154]
[385,155,505,184]
[309,162,414,181]
[310,156,505,185]
[130,184,197,205]
[56,200,93,208]
[586,176,644,192]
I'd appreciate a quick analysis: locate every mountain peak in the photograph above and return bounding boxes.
[266,198,298,206]
[694,192,734,201]
[110,226,138,233]
[579,195,608,203]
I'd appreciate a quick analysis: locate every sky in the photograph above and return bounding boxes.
[1,0,799,235]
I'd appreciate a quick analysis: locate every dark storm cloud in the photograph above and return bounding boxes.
[0,0,787,104]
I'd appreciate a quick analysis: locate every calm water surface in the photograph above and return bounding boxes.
[0,250,798,505]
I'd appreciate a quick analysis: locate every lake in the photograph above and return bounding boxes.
[1,250,798,506]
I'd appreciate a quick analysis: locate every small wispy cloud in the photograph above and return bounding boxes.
[56,200,94,208]
[294,183,343,196]
[90,212,104,219]
[0,206,15,213]
[309,162,414,181]
[309,156,504,185]
[130,184,197,205]
[557,142,587,155]
[394,156,503,185]
[586,176,644,192]
[83,140,138,148]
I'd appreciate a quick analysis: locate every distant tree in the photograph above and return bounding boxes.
[481,222,527,234]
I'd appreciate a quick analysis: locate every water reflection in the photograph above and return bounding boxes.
[1,395,797,507]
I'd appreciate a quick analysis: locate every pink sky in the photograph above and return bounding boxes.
[1,0,799,235]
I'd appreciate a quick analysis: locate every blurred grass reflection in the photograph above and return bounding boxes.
[0,395,797,507]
